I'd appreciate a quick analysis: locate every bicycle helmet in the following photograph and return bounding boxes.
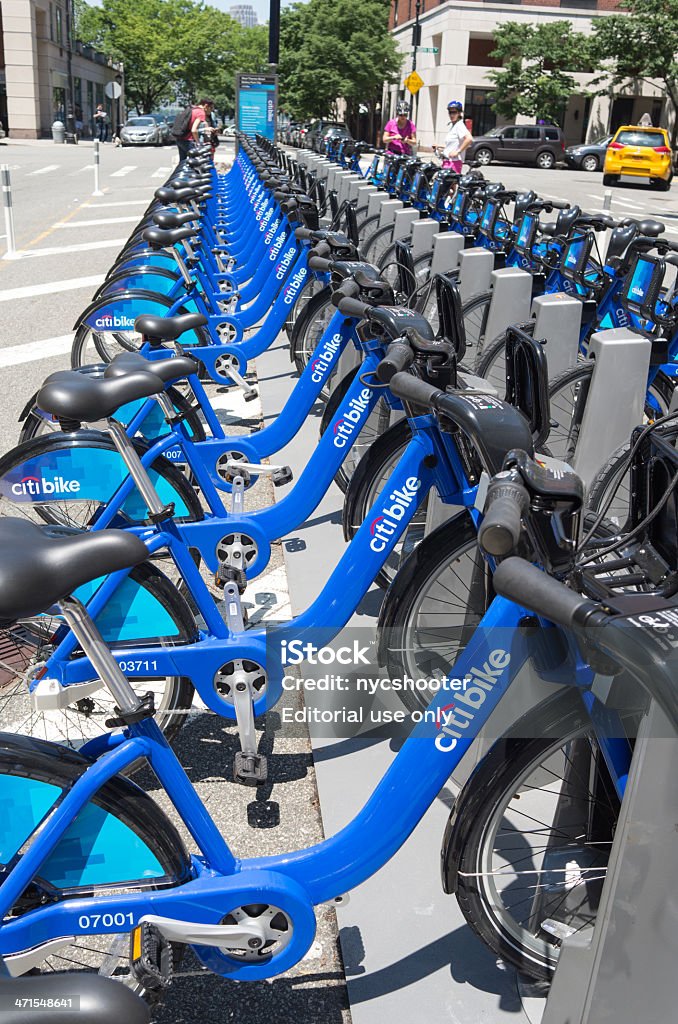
[447,100,463,112]
[396,102,410,116]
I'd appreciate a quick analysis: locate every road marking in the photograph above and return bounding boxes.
[151,166,171,179]
[27,164,60,176]
[74,164,95,173]
[612,197,645,208]
[0,334,73,368]
[663,225,678,235]
[54,215,140,227]
[0,274,104,302]
[109,165,137,177]
[5,237,126,259]
[87,199,148,208]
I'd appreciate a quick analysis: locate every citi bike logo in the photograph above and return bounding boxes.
[268,232,287,262]
[615,306,630,328]
[264,218,281,245]
[275,248,296,280]
[93,313,135,330]
[310,333,342,382]
[368,477,421,553]
[283,268,307,305]
[11,475,81,497]
[434,649,511,752]
[332,388,372,449]
[259,207,274,233]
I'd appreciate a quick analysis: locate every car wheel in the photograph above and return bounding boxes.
[602,174,619,187]
[475,148,492,166]
[654,176,672,192]
[536,151,555,169]
[582,154,599,172]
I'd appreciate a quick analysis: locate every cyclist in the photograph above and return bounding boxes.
[382,101,417,156]
[435,99,473,172]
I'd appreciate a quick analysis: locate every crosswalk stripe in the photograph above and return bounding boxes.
[5,238,127,260]
[0,275,104,302]
[151,166,171,179]
[27,164,60,176]
[109,165,137,178]
[0,335,74,367]
[55,216,140,228]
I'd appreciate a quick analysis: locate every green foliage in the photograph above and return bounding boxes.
[279,0,402,129]
[488,21,593,124]
[74,0,268,116]
[591,0,678,145]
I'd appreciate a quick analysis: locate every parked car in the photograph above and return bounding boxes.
[564,135,613,172]
[306,120,353,152]
[120,116,162,146]
[467,124,565,169]
[603,125,673,190]
[223,123,236,139]
[149,113,171,144]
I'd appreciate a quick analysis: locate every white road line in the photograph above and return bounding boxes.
[151,166,171,179]
[27,164,60,176]
[0,335,73,368]
[611,197,644,208]
[88,199,148,208]
[74,164,95,173]
[663,225,678,235]
[0,275,104,303]
[109,165,137,178]
[54,216,140,228]
[5,238,127,259]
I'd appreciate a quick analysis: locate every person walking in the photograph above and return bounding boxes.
[382,102,417,156]
[435,100,473,172]
[175,98,217,161]
[94,104,109,143]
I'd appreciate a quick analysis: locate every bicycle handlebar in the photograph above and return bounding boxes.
[376,342,415,383]
[309,255,332,272]
[478,477,529,557]
[493,558,598,627]
[388,371,442,408]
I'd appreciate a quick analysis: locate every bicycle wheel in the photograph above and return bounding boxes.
[319,367,393,493]
[0,561,196,749]
[362,224,394,266]
[284,275,322,338]
[289,286,335,384]
[475,332,507,394]
[0,431,203,531]
[378,513,490,712]
[343,418,430,589]
[0,732,189,996]
[19,385,205,447]
[587,418,678,530]
[548,364,674,465]
[357,213,380,245]
[461,291,491,365]
[444,688,621,981]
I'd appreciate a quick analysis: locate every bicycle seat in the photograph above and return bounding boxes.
[142,226,198,249]
[152,211,196,229]
[0,519,148,624]
[367,306,435,342]
[0,974,150,1024]
[104,351,200,383]
[433,391,534,475]
[38,370,162,422]
[636,218,665,238]
[134,311,207,341]
[153,186,197,204]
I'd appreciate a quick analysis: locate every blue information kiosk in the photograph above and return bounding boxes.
[236,73,278,145]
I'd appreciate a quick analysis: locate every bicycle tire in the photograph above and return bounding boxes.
[357,213,380,244]
[443,688,621,981]
[289,285,334,382]
[362,224,394,266]
[377,512,490,711]
[460,291,491,365]
[0,732,189,995]
[475,331,507,392]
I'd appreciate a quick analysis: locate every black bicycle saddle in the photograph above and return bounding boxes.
[105,351,200,383]
[134,311,207,341]
[152,211,197,229]
[0,519,148,624]
[38,370,162,422]
[142,226,198,249]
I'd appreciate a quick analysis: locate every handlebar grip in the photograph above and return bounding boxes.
[335,295,370,318]
[549,200,570,210]
[478,479,529,557]
[295,227,314,241]
[376,342,415,383]
[309,255,332,272]
[388,371,442,408]
[493,558,595,626]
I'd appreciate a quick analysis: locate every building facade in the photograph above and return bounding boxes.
[0,0,123,139]
[229,4,258,28]
[387,0,669,149]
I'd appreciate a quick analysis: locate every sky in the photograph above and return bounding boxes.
[209,0,296,25]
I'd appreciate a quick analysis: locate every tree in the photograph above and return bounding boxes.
[279,0,402,140]
[591,0,678,148]
[488,22,593,125]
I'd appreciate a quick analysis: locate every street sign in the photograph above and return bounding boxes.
[104,81,122,100]
[404,71,424,95]
[414,47,439,53]
[236,73,278,142]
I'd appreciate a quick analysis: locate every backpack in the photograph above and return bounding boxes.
[171,106,193,139]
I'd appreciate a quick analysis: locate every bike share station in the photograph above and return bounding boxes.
[273,149,678,1024]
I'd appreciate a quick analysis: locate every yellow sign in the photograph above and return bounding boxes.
[404,71,424,95]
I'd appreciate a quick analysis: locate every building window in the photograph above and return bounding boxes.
[467,37,501,68]
[49,3,55,41]
[465,88,497,137]
[432,33,442,66]
[55,6,63,46]
[52,87,66,123]
[393,0,398,25]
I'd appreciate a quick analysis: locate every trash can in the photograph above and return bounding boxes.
[52,120,65,144]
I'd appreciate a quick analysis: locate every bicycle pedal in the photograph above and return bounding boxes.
[244,388,259,402]
[130,922,174,992]
[216,563,247,594]
[234,751,267,786]
[271,466,293,486]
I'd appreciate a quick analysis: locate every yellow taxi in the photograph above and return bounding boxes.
[603,125,673,191]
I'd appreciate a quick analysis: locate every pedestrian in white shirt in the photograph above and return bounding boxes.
[434,100,473,173]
